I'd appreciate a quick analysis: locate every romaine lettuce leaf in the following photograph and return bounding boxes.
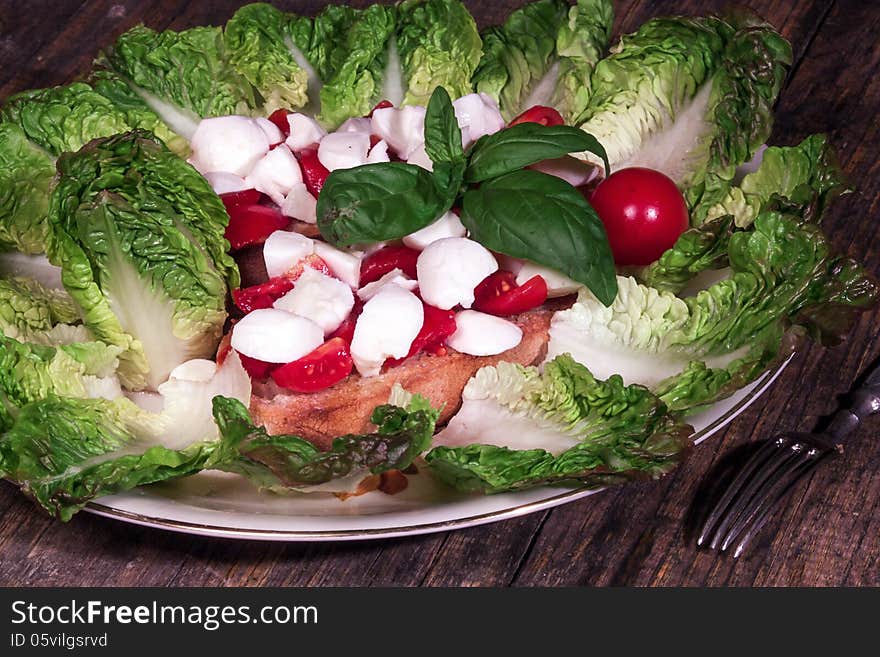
[224,3,314,114]
[577,13,790,209]
[640,134,850,292]
[317,4,397,127]
[48,132,233,390]
[0,275,81,343]
[395,0,482,107]
[425,355,692,493]
[473,0,613,123]
[546,212,879,413]
[0,123,56,254]
[98,25,257,121]
[214,394,439,494]
[0,334,122,431]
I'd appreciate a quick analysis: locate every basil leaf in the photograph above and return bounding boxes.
[424,86,464,166]
[465,123,610,183]
[317,162,447,246]
[461,169,617,305]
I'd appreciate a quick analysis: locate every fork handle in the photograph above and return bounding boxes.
[826,360,880,440]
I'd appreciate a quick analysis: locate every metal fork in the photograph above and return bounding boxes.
[697,358,880,557]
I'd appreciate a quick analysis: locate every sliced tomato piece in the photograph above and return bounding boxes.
[368,100,394,117]
[359,246,420,286]
[224,204,289,250]
[267,108,291,137]
[508,105,565,128]
[296,148,330,197]
[232,255,332,313]
[271,338,353,392]
[386,303,456,367]
[239,353,277,379]
[216,332,232,365]
[232,276,295,313]
[328,297,363,344]
[473,271,548,316]
[220,189,262,212]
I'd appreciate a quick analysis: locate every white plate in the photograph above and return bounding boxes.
[86,356,791,541]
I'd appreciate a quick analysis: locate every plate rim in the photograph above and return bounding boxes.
[84,354,794,542]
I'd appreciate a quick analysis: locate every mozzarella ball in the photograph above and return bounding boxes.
[286,113,327,151]
[417,237,498,310]
[447,310,523,356]
[403,211,467,250]
[350,285,424,377]
[263,230,315,278]
[317,132,371,171]
[231,309,324,363]
[245,144,303,205]
[189,116,269,176]
[274,268,354,335]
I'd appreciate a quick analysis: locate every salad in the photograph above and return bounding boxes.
[0,0,875,520]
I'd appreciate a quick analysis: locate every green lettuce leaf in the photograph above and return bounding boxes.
[577,14,790,206]
[546,212,879,413]
[214,395,439,493]
[48,132,233,390]
[224,3,314,114]
[0,334,122,431]
[98,25,257,121]
[317,4,397,127]
[473,0,613,123]
[425,355,692,493]
[0,394,241,520]
[396,0,482,107]
[640,134,849,292]
[0,275,81,343]
[0,123,56,254]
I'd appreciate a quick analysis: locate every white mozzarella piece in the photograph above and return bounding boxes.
[357,268,418,301]
[317,132,371,171]
[273,268,354,335]
[231,309,324,363]
[263,230,315,278]
[245,144,303,205]
[371,106,425,158]
[529,155,599,187]
[402,211,467,250]
[337,117,373,134]
[203,171,249,195]
[515,262,581,297]
[285,113,327,150]
[255,117,285,145]
[314,241,363,289]
[405,143,433,171]
[447,310,522,356]
[452,93,506,148]
[416,237,498,310]
[351,285,424,377]
[189,116,269,176]
[367,139,391,164]
[280,182,318,224]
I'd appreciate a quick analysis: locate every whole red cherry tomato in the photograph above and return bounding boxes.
[589,167,689,266]
[508,106,565,128]
[271,338,353,392]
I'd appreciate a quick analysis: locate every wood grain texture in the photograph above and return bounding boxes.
[0,0,877,587]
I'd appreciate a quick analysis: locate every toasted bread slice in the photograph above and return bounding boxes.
[249,306,557,450]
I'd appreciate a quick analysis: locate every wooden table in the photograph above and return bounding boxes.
[0,0,877,587]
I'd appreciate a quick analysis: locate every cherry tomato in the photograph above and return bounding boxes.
[473,271,548,315]
[239,352,277,379]
[267,108,291,137]
[232,276,295,313]
[508,105,565,128]
[220,189,262,212]
[589,167,689,266]
[369,100,394,117]
[386,303,457,367]
[296,148,330,197]
[232,255,332,313]
[271,338,353,392]
[359,246,420,286]
[224,204,289,250]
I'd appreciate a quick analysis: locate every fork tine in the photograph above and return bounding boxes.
[707,437,801,549]
[697,437,787,547]
[730,456,825,558]
[719,445,817,552]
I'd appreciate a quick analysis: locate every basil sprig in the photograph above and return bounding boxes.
[316,87,617,305]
